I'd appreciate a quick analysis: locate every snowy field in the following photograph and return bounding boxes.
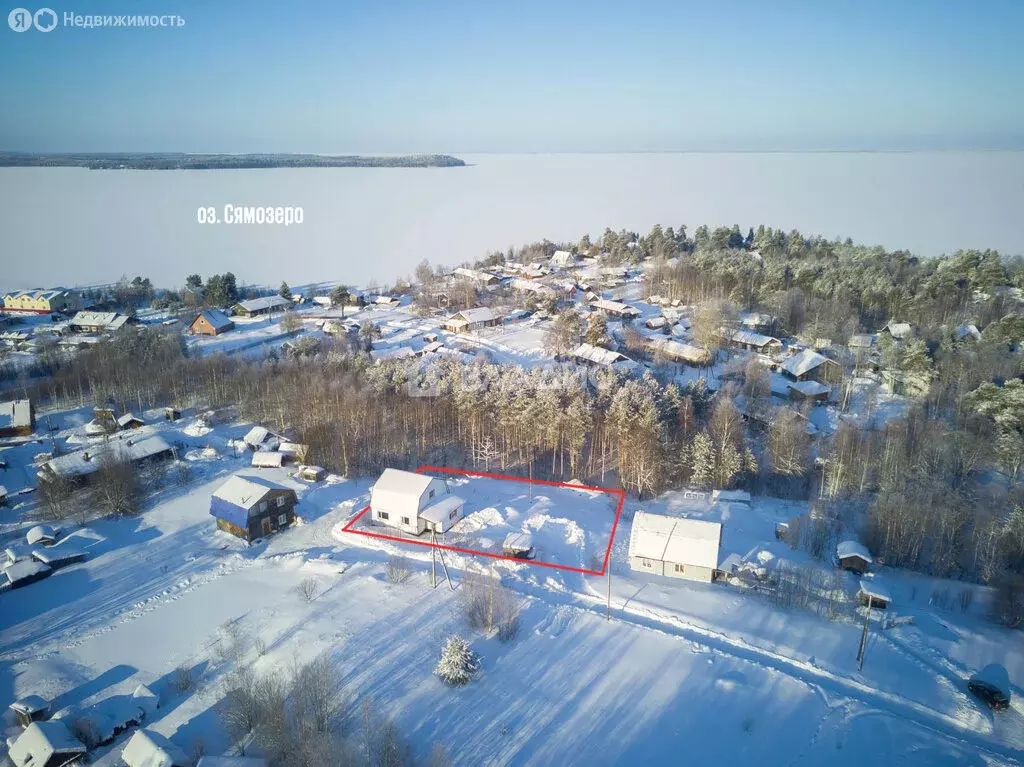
[3,408,1023,765]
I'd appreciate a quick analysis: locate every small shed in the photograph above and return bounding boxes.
[786,380,830,403]
[26,525,57,547]
[121,728,189,767]
[297,465,326,482]
[7,720,86,767]
[9,695,49,728]
[2,559,53,591]
[502,532,534,559]
[711,489,751,506]
[251,451,285,469]
[164,407,181,421]
[243,426,281,452]
[858,578,891,609]
[118,413,144,430]
[210,475,298,541]
[837,540,872,574]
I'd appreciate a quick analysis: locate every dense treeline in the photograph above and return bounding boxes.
[0,152,467,169]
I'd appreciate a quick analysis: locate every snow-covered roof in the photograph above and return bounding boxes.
[849,334,875,348]
[883,322,912,339]
[448,307,498,325]
[711,489,751,505]
[26,524,56,546]
[644,337,709,364]
[10,695,49,716]
[781,349,836,378]
[858,578,891,603]
[251,451,284,468]
[591,298,640,316]
[31,544,85,567]
[121,728,188,767]
[372,469,437,509]
[42,435,173,479]
[8,721,86,766]
[371,346,416,363]
[731,330,781,348]
[0,399,32,430]
[837,540,872,563]
[571,343,638,370]
[2,558,50,585]
[197,309,233,331]
[551,250,576,266]
[196,758,269,766]
[628,512,722,569]
[70,311,130,330]
[419,494,465,524]
[235,295,292,313]
[956,323,981,340]
[503,532,534,552]
[211,475,281,509]
[787,380,831,396]
[243,426,280,448]
[510,278,556,295]
[118,413,143,427]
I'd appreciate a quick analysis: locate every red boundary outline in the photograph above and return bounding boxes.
[340,465,625,576]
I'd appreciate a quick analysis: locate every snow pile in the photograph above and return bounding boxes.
[182,420,212,438]
[459,507,506,532]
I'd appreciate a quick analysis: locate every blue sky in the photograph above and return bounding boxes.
[1,0,1022,152]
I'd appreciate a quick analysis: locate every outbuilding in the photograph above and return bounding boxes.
[251,451,285,469]
[243,426,281,452]
[628,511,722,583]
[121,729,189,767]
[9,695,50,728]
[231,296,292,317]
[837,540,872,574]
[443,307,501,333]
[858,578,891,609]
[0,399,34,438]
[1,559,53,591]
[7,720,86,767]
[786,380,831,403]
[210,475,298,541]
[118,413,144,430]
[502,532,534,559]
[369,468,465,535]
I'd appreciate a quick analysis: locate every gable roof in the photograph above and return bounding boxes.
[781,348,837,378]
[42,435,173,479]
[211,475,285,509]
[372,468,436,501]
[449,307,498,325]
[0,399,32,430]
[571,343,638,370]
[787,380,831,396]
[883,322,913,339]
[8,721,86,766]
[837,540,872,563]
[195,309,233,331]
[236,296,292,313]
[122,729,189,767]
[628,512,721,569]
[731,329,781,348]
[591,298,640,316]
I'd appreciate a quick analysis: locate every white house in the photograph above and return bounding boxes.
[369,468,466,535]
[628,511,722,583]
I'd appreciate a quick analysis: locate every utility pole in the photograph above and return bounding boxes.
[606,563,612,621]
[857,600,871,671]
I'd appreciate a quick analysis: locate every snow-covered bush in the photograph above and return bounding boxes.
[386,553,410,584]
[434,635,480,687]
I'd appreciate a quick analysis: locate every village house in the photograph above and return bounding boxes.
[453,267,500,286]
[729,330,783,355]
[209,475,298,541]
[231,295,292,317]
[881,321,914,341]
[858,578,891,609]
[848,333,875,350]
[188,309,235,336]
[570,343,640,375]
[780,348,842,384]
[242,426,282,452]
[786,380,831,403]
[6,720,87,767]
[444,307,501,333]
[590,297,641,320]
[369,468,466,535]
[643,337,712,367]
[0,398,34,437]
[37,435,174,485]
[117,413,144,430]
[550,250,577,269]
[68,311,134,334]
[628,511,722,583]
[837,540,872,574]
[3,288,83,315]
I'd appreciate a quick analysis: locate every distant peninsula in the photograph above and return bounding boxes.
[0,152,467,169]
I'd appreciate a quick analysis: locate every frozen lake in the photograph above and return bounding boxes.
[1,151,1022,290]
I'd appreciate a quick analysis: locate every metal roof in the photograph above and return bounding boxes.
[235,295,292,313]
[781,349,836,378]
[0,399,32,430]
[211,475,282,509]
[629,512,722,569]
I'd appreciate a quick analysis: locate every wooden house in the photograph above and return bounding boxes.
[369,468,465,535]
[729,330,783,355]
[231,296,292,317]
[858,579,891,609]
[117,413,144,430]
[444,307,500,333]
[786,380,830,403]
[590,298,641,320]
[209,475,298,542]
[837,540,872,574]
[189,309,235,336]
[9,696,50,728]
[780,348,842,384]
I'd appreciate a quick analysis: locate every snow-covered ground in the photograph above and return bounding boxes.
[2,407,1022,766]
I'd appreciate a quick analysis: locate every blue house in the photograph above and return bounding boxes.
[210,475,297,541]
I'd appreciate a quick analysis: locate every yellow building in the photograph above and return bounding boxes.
[2,289,83,314]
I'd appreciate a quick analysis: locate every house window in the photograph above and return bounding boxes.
[673,563,684,573]
[278,514,287,525]
[449,510,457,520]
[276,496,286,507]
[401,516,410,525]
[259,501,268,513]
[428,489,435,499]
[378,511,389,520]
[641,558,653,568]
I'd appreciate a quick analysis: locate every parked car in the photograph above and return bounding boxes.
[968,668,1011,711]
